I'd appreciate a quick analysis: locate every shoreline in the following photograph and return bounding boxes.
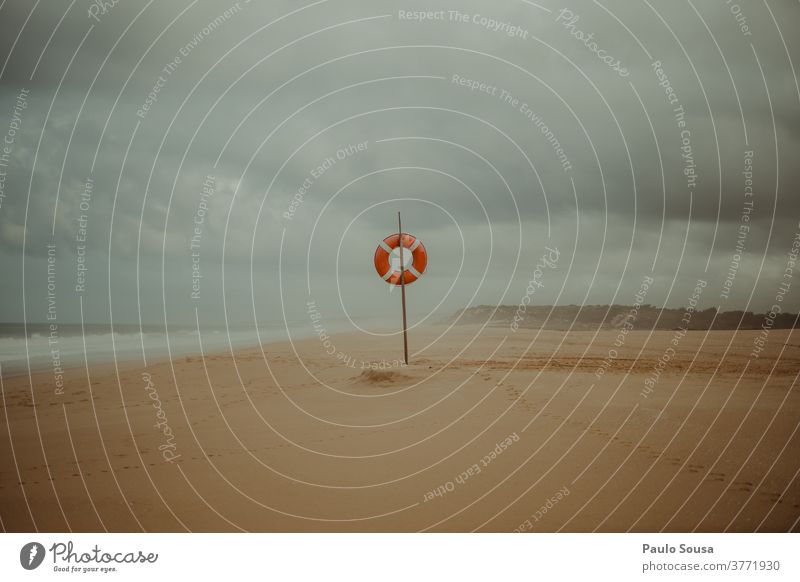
[0,322,359,381]
[5,324,794,380]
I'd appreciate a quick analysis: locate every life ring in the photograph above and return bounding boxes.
[374,233,427,285]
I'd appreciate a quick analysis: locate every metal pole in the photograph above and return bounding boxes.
[398,212,409,365]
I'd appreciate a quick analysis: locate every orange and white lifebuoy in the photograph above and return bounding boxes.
[374,233,427,285]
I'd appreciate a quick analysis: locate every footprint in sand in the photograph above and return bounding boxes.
[759,491,782,503]
[705,472,726,482]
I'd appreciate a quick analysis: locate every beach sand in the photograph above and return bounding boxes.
[1,325,798,532]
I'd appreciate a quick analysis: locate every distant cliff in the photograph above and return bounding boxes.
[448,304,799,331]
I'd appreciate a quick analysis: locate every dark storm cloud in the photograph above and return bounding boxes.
[0,0,798,326]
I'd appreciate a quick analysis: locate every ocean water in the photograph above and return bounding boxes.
[0,322,321,377]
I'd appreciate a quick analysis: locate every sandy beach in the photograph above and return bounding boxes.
[1,325,798,532]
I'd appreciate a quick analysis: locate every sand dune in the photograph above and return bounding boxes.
[1,325,798,532]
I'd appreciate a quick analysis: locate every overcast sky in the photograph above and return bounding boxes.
[0,0,798,330]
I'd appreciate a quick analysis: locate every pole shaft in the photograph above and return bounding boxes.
[398,212,409,365]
